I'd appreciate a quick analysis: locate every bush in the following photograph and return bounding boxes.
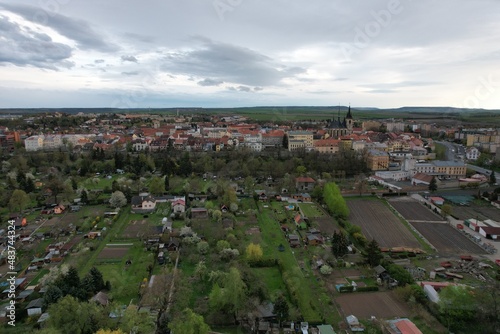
[248,258,278,268]
[339,285,354,293]
[357,286,379,292]
[320,265,333,275]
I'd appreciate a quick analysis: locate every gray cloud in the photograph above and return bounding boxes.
[161,38,306,87]
[0,15,73,69]
[198,78,223,86]
[121,71,139,76]
[121,55,138,63]
[94,59,105,64]
[0,3,118,52]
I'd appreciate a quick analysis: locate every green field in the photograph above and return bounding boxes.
[299,203,326,218]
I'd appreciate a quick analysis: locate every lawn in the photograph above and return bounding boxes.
[253,267,286,295]
[299,203,325,218]
[94,241,154,305]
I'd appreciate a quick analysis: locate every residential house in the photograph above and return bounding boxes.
[131,195,156,213]
[466,146,480,161]
[25,298,44,316]
[295,177,316,192]
[172,199,185,213]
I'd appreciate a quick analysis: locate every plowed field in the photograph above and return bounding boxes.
[347,199,420,248]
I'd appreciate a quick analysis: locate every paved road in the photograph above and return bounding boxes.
[436,140,464,161]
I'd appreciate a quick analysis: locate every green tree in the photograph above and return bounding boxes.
[438,285,477,332]
[429,176,438,192]
[216,240,231,253]
[363,239,383,267]
[8,189,30,213]
[149,176,166,195]
[164,174,170,191]
[490,171,497,185]
[441,203,452,217]
[331,230,349,258]
[120,305,156,334]
[169,308,210,334]
[46,295,108,334]
[273,294,289,325]
[43,285,63,307]
[296,165,307,175]
[81,189,89,204]
[208,267,247,323]
[323,182,349,219]
[282,133,288,149]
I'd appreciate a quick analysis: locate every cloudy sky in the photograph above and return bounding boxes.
[1,0,499,109]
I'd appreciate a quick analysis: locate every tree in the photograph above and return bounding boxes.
[109,191,127,208]
[46,295,108,334]
[194,260,207,280]
[8,189,30,213]
[216,240,231,253]
[43,285,63,307]
[296,165,307,175]
[429,176,438,192]
[438,285,477,332]
[320,265,333,275]
[363,239,383,267]
[273,295,289,325]
[282,133,288,149]
[197,241,209,255]
[169,308,210,334]
[331,230,349,258]
[149,176,165,195]
[245,243,263,263]
[119,305,156,334]
[323,182,349,219]
[164,174,170,191]
[81,189,89,204]
[490,171,497,185]
[441,204,452,217]
[208,267,247,322]
[95,330,125,334]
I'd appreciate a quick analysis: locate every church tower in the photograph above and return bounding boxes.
[346,105,353,131]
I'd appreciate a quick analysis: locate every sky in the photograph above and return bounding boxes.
[0,0,500,109]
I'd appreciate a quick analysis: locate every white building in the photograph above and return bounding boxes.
[466,147,480,161]
[24,135,44,151]
[243,133,263,152]
[43,134,63,150]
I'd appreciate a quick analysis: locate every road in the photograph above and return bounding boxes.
[436,140,465,161]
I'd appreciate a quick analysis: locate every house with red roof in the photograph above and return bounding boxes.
[295,177,316,191]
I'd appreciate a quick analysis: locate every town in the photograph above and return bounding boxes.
[0,107,499,334]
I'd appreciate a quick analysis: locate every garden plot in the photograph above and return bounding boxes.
[336,291,411,319]
[98,244,131,260]
[347,199,420,248]
[410,222,487,256]
[388,197,444,222]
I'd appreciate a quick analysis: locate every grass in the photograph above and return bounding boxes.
[94,242,154,305]
[253,267,286,295]
[299,203,326,218]
[257,205,339,323]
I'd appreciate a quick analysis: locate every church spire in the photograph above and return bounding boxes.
[346,104,353,119]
